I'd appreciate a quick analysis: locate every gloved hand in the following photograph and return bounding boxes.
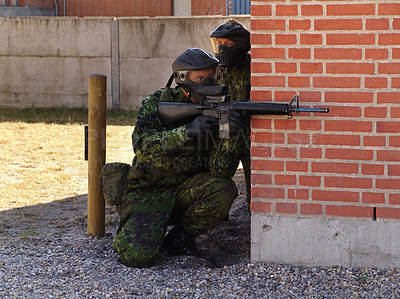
[186,115,218,138]
[228,110,250,137]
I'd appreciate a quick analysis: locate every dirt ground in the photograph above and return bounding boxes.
[0,122,250,267]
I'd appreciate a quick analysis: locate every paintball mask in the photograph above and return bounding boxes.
[209,21,250,67]
[172,48,219,103]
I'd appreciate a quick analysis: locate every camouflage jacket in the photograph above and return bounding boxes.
[126,87,245,191]
[217,53,251,102]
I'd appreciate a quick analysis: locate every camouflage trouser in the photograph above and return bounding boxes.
[113,172,238,268]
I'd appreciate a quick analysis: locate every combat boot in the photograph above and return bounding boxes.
[162,226,198,256]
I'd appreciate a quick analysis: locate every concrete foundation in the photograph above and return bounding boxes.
[251,215,400,269]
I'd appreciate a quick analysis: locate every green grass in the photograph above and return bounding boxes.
[0,107,137,126]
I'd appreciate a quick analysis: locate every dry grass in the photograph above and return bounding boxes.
[0,109,135,211]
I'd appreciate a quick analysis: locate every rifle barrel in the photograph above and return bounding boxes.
[295,107,330,113]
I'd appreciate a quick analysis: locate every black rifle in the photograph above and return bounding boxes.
[158,85,329,139]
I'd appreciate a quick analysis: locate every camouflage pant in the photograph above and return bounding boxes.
[113,172,238,268]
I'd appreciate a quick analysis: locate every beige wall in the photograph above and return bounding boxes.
[0,16,250,110]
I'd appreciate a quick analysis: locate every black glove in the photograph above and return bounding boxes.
[228,110,250,137]
[186,115,218,138]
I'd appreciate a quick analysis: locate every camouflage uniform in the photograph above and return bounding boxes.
[113,87,245,268]
[217,53,252,207]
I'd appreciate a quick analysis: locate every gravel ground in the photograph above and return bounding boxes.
[1,170,400,298]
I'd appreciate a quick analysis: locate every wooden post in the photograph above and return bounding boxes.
[87,74,106,237]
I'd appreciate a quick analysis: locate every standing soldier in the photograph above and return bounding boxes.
[209,20,252,207]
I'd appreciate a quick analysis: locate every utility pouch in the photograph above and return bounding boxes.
[100,162,130,206]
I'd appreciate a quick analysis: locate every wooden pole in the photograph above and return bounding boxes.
[87,74,106,237]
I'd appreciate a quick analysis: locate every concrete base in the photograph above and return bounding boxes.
[0,7,55,17]
[251,215,400,269]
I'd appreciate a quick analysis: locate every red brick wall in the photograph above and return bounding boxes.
[250,1,400,221]
[18,0,224,16]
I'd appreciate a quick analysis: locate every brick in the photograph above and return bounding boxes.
[275,34,297,45]
[379,3,400,15]
[276,202,297,214]
[314,48,362,60]
[312,162,359,174]
[252,159,284,171]
[376,121,400,133]
[299,120,321,131]
[362,192,385,204]
[286,161,308,172]
[376,179,400,190]
[326,205,374,218]
[300,148,322,159]
[288,189,309,200]
[274,147,297,158]
[379,34,400,45]
[325,148,373,161]
[275,62,297,73]
[289,48,311,59]
[389,136,400,147]
[252,173,272,185]
[366,18,389,30]
[388,165,400,176]
[326,63,374,74]
[363,136,386,147]
[250,201,271,213]
[365,77,388,89]
[300,203,323,215]
[251,4,272,16]
[313,77,361,88]
[250,145,272,157]
[289,19,311,30]
[299,175,321,187]
[275,91,297,101]
[301,5,323,16]
[252,48,285,59]
[300,34,323,45]
[275,174,297,185]
[252,19,286,31]
[312,134,360,146]
[251,76,285,87]
[327,34,375,45]
[325,120,372,132]
[324,106,361,118]
[300,62,323,74]
[327,4,375,16]
[389,107,400,118]
[376,207,400,220]
[252,62,272,74]
[252,187,285,199]
[274,119,296,130]
[251,132,285,144]
[298,91,322,102]
[394,19,400,30]
[251,118,272,130]
[392,78,400,89]
[377,150,400,162]
[325,176,372,189]
[288,133,309,144]
[313,190,359,203]
[365,49,389,60]
[389,194,400,205]
[251,34,272,45]
[276,5,298,16]
[251,90,272,101]
[361,164,385,176]
[378,63,400,74]
[288,76,310,88]
[377,92,400,104]
[315,19,362,30]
